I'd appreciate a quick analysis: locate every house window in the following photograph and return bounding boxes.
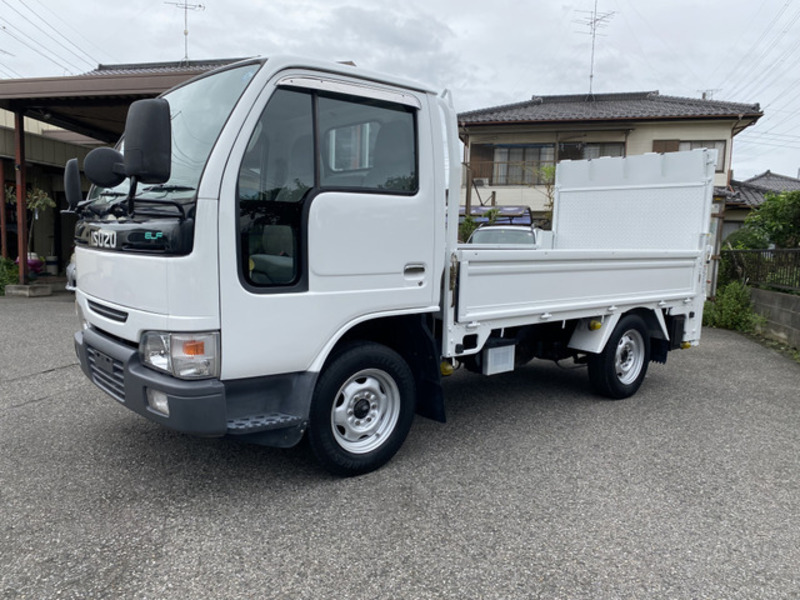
[558,142,625,161]
[679,141,726,172]
[491,145,555,185]
[653,140,726,172]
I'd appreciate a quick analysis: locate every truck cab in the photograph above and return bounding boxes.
[71,56,456,475]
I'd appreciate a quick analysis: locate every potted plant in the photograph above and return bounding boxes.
[5,185,56,275]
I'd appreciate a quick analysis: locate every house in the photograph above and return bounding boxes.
[724,171,800,241]
[457,91,763,224]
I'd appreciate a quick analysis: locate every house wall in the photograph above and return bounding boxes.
[626,121,734,187]
[0,126,92,169]
[462,126,631,212]
[721,206,750,242]
[460,119,738,208]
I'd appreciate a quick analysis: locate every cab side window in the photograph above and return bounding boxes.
[237,88,313,287]
[237,85,419,290]
[318,95,417,193]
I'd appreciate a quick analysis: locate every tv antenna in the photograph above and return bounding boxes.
[698,89,721,101]
[165,1,205,62]
[575,0,615,96]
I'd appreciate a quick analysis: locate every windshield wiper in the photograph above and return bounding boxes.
[142,184,196,193]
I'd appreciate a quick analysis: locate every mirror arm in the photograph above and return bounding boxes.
[127,176,139,217]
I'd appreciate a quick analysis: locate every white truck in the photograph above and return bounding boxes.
[66,56,714,476]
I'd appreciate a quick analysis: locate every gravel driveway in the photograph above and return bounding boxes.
[1,293,798,599]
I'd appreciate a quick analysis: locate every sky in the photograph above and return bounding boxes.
[1,0,799,181]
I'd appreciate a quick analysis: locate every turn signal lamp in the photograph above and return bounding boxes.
[681,342,692,349]
[182,339,206,356]
[589,320,603,331]
[140,331,220,379]
[440,360,455,376]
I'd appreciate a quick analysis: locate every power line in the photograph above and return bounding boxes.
[28,0,116,65]
[615,0,702,83]
[1,0,93,71]
[714,0,791,95]
[730,4,800,97]
[736,138,800,151]
[0,18,75,73]
[0,60,22,78]
[16,0,99,66]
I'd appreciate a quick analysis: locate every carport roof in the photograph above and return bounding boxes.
[0,58,247,144]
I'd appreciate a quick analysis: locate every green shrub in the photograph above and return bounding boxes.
[703,281,764,333]
[0,257,19,296]
[722,225,769,250]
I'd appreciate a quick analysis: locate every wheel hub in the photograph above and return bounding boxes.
[353,398,371,419]
[330,368,402,454]
[615,330,645,384]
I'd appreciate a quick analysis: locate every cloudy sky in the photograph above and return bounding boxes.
[1,0,799,180]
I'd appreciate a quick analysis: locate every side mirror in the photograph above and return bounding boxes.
[124,98,171,184]
[84,147,126,188]
[63,158,82,212]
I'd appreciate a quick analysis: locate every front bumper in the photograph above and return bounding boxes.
[74,327,315,447]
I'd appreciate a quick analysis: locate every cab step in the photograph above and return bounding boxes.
[227,413,302,434]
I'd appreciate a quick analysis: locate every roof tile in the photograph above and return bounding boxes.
[459,91,762,124]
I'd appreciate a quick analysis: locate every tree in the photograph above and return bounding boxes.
[722,225,769,250]
[537,164,556,228]
[743,190,800,248]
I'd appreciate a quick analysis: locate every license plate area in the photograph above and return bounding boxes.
[86,346,125,402]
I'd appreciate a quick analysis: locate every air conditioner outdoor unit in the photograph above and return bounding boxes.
[473,178,488,187]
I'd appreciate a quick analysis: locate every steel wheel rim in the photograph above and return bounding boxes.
[330,368,401,454]
[615,329,645,385]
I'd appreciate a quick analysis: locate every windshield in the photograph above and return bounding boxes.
[86,62,260,209]
[469,228,535,244]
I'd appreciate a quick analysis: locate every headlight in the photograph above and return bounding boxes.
[140,331,220,380]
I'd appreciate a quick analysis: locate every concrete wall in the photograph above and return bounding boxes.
[751,288,800,349]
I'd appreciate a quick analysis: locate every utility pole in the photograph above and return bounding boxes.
[165,1,205,62]
[575,0,615,96]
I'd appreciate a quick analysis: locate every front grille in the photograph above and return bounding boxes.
[88,300,129,323]
[86,346,125,402]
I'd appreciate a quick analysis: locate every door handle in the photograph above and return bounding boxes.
[404,263,426,279]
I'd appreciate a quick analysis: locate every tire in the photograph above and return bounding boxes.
[308,342,416,476]
[588,314,650,399]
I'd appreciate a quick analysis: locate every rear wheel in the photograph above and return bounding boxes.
[588,314,650,399]
[308,342,415,476]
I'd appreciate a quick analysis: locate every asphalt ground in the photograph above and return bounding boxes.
[1,292,799,599]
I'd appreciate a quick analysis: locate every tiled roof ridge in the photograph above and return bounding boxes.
[745,170,800,185]
[83,58,248,76]
[458,91,658,118]
[731,179,774,193]
[654,92,760,113]
[458,90,762,122]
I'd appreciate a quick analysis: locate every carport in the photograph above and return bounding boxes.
[0,58,240,284]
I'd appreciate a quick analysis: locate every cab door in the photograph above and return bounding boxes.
[218,72,439,380]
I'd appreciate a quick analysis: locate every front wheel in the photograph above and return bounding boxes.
[588,314,650,399]
[308,342,415,476]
